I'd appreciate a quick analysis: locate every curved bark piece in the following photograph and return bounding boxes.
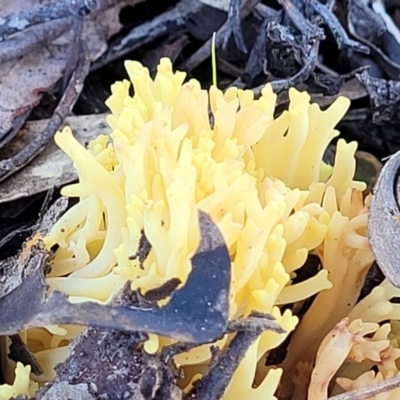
[368,150,400,287]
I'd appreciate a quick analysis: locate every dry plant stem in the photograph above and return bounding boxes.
[316,62,340,76]
[328,374,400,400]
[254,3,281,20]
[0,0,100,40]
[309,77,366,107]
[0,18,73,64]
[181,0,261,72]
[191,331,259,400]
[368,150,400,287]
[0,44,90,183]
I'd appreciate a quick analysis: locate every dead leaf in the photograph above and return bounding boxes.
[0,34,70,135]
[0,0,143,137]
[0,114,109,204]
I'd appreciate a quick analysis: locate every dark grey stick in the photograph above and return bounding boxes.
[189,313,284,400]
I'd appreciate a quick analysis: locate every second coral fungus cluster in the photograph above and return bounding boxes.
[4,58,400,399]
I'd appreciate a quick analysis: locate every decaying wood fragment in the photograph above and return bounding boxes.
[368,150,400,287]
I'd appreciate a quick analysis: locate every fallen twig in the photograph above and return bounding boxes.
[8,334,43,376]
[188,312,284,400]
[62,13,85,90]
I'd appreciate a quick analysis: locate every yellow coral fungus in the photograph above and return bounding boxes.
[0,362,38,400]
[1,58,374,399]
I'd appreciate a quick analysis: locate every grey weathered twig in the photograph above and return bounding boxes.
[62,14,85,90]
[0,110,31,149]
[328,374,400,400]
[188,312,284,400]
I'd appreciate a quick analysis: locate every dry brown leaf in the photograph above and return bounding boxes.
[0,0,142,136]
[0,35,71,135]
[0,114,109,203]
